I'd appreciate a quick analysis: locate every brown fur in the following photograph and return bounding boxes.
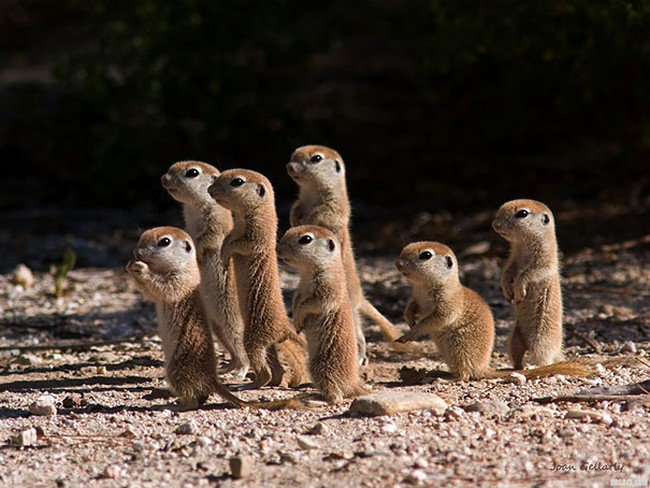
[492,199,563,369]
[162,161,249,379]
[287,145,402,364]
[395,240,599,382]
[125,227,253,408]
[278,225,369,402]
[208,169,310,388]
[395,242,494,380]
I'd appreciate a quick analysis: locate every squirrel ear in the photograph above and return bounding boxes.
[541,213,550,225]
[327,239,336,252]
[185,240,193,253]
[257,184,266,198]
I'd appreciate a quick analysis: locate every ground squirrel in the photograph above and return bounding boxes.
[278,225,369,402]
[395,242,494,380]
[126,227,256,409]
[492,199,563,369]
[287,145,402,364]
[208,169,310,388]
[161,161,249,379]
[395,241,621,381]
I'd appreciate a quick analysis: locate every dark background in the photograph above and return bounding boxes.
[0,0,648,270]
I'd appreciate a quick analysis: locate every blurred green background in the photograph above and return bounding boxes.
[1,0,648,212]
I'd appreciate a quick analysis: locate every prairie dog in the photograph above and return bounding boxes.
[277,225,368,402]
[208,169,310,388]
[287,145,401,364]
[395,242,494,380]
[492,199,563,369]
[162,161,249,379]
[394,241,613,382]
[126,227,252,409]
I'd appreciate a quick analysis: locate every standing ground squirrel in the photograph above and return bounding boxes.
[492,199,563,369]
[287,145,402,364]
[208,169,310,388]
[126,227,254,409]
[162,161,249,379]
[278,225,369,402]
[395,242,494,380]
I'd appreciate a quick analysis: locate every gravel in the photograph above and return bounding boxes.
[0,236,648,487]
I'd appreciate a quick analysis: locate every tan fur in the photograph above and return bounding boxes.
[287,145,401,365]
[278,225,369,402]
[162,161,249,379]
[395,242,495,380]
[394,241,599,382]
[492,199,564,369]
[208,169,310,388]
[125,227,255,409]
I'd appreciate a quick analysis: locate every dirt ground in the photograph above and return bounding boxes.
[0,209,648,487]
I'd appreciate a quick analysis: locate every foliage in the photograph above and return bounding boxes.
[50,249,76,298]
[47,1,650,205]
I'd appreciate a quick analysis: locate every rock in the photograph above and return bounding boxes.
[279,452,299,464]
[445,406,465,420]
[196,436,212,447]
[103,465,122,479]
[297,436,318,450]
[349,391,448,416]
[9,428,38,447]
[17,354,42,366]
[175,421,199,435]
[622,341,637,354]
[29,395,57,416]
[306,422,326,435]
[381,423,398,433]
[91,352,120,363]
[230,455,253,479]
[12,264,34,289]
[463,400,509,416]
[62,393,86,409]
[508,372,526,385]
[405,469,428,484]
[96,366,107,375]
[565,409,613,425]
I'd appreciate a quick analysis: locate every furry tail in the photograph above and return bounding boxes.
[488,357,637,380]
[210,379,317,410]
[359,298,401,341]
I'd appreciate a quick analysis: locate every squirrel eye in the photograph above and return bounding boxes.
[230,177,245,187]
[185,168,200,178]
[515,209,529,218]
[298,235,313,245]
[157,237,172,247]
[418,251,433,260]
[309,154,323,163]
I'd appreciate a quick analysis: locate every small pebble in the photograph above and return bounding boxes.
[405,469,427,484]
[103,465,122,479]
[381,423,398,434]
[175,421,199,435]
[12,264,34,289]
[306,422,326,435]
[29,395,57,416]
[9,428,38,447]
[96,366,107,375]
[229,455,253,479]
[297,436,318,450]
[196,436,212,447]
[622,341,637,354]
[509,372,526,385]
[62,394,85,409]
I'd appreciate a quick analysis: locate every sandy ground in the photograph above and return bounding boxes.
[1,243,648,487]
